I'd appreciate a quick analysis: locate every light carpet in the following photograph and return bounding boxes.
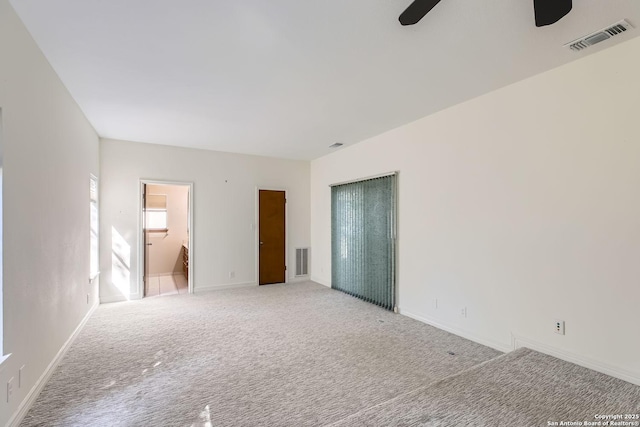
[330,347,640,427]
[21,282,501,426]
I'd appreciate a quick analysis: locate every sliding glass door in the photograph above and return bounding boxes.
[331,174,397,311]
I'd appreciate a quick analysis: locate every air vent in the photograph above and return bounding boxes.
[565,20,634,52]
[295,248,309,276]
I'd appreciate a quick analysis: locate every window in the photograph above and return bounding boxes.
[145,194,168,231]
[90,175,99,279]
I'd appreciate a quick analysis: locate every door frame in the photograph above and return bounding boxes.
[138,179,194,297]
[255,186,288,285]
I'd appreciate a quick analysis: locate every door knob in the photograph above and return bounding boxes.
[146,243,153,246]
[259,241,264,245]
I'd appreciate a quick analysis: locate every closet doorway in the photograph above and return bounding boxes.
[140,180,193,298]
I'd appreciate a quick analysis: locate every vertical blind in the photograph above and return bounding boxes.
[331,174,397,311]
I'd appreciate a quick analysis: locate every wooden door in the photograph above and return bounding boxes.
[259,190,286,285]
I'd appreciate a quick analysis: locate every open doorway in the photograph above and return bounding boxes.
[141,181,193,297]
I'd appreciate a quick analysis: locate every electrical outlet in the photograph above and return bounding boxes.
[7,377,14,403]
[555,320,565,335]
[434,298,438,309]
[87,293,90,304]
[229,271,235,279]
[461,307,467,318]
[19,365,25,388]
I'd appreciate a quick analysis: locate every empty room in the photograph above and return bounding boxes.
[1,0,639,426]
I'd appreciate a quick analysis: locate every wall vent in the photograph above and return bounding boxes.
[295,248,309,276]
[565,20,634,52]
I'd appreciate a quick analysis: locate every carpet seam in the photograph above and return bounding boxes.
[322,348,527,427]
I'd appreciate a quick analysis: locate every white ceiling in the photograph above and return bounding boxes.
[10,0,640,160]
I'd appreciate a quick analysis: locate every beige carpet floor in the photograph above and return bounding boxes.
[21,282,500,426]
[20,281,639,426]
[330,347,640,427]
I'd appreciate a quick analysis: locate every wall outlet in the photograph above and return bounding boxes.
[19,365,25,388]
[461,307,467,318]
[229,271,235,279]
[434,298,439,309]
[87,293,90,304]
[7,377,13,403]
[555,319,565,335]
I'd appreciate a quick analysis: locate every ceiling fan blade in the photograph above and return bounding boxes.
[534,0,572,27]
[399,0,443,26]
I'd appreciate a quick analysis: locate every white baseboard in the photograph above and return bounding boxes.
[99,294,127,304]
[398,308,512,353]
[195,281,257,292]
[287,276,310,283]
[310,276,330,287]
[197,278,314,291]
[6,301,99,427]
[511,334,640,386]
[128,291,142,301]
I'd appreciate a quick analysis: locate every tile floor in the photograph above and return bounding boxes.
[144,273,188,297]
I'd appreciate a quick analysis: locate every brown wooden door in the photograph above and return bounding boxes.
[259,190,286,285]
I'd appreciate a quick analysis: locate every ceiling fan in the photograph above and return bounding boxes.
[399,0,572,27]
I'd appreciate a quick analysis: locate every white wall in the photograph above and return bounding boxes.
[100,138,310,302]
[311,36,640,385]
[145,184,189,275]
[0,0,100,424]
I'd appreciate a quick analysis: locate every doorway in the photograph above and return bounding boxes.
[141,181,193,297]
[258,189,286,285]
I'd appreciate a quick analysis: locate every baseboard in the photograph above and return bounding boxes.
[310,276,330,287]
[399,308,512,353]
[195,281,257,292]
[287,276,310,283]
[6,300,99,427]
[99,294,127,304]
[511,334,640,386]
[128,291,142,301]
